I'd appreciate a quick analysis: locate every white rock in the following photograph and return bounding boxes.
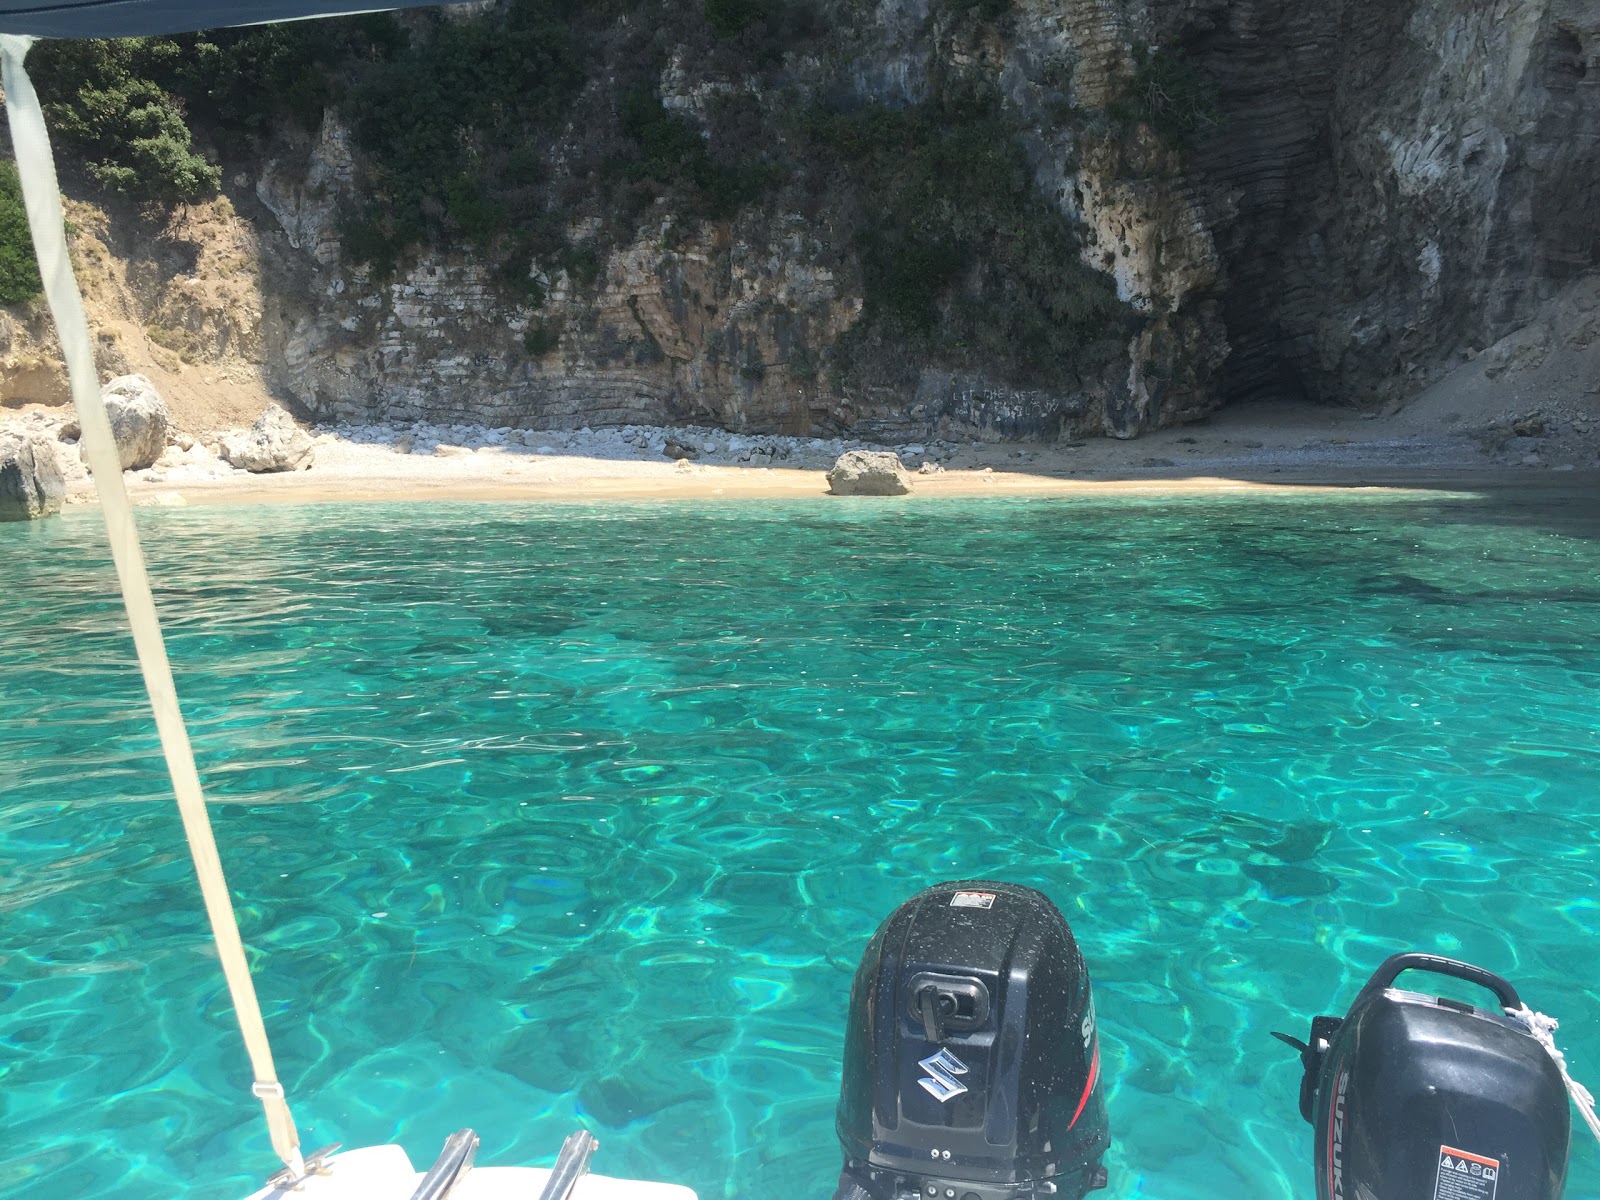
[0,434,65,520]
[81,374,170,471]
[827,450,912,496]
[219,405,316,473]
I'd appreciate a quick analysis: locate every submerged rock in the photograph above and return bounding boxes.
[0,435,65,520]
[827,450,911,496]
[80,374,170,471]
[219,404,315,472]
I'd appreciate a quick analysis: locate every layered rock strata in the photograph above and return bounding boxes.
[8,0,1600,443]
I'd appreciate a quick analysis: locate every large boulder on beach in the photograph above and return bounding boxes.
[0,434,65,521]
[827,449,912,496]
[79,374,170,471]
[219,405,315,473]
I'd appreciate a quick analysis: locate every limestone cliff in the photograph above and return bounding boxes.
[1174,0,1600,409]
[5,0,1600,443]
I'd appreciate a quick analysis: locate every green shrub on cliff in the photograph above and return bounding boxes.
[166,20,404,134]
[801,97,1134,385]
[28,38,220,204]
[703,0,822,63]
[704,0,775,37]
[1115,44,1222,147]
[613,86,784,221]
[0,163,43,306]
[337,3,583,271]
[939,0,1012,21]
[522,322,560,356]
[30,8,584,283]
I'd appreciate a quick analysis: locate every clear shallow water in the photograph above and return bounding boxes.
[2,493,1598,1200]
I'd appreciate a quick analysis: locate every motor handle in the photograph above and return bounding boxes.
[1360,952,1522,1010]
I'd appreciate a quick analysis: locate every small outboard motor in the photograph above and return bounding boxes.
[1278,953,1571,1200]
[833,880,1109,1200]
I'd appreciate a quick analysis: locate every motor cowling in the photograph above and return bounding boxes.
[1283,953,1570,1200]
[834,881,1109,1200]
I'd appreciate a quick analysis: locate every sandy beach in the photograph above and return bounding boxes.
[72,400,1600,508]
[105,455,1600,509]
[8,356,1600,509]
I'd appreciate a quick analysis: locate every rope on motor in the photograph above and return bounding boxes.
[1506,1004,1600,1146]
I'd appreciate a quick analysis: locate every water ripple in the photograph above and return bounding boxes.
[2,496,1599,1200]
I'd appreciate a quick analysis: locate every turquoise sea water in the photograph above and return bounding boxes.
[2,493,1599,1200]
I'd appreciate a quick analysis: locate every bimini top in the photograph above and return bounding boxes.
[0,1,442,38]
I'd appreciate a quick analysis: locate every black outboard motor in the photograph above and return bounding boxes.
[1279,953,1571,1200]
[834,881,1109,1200]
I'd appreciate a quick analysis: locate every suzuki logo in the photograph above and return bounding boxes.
[917,1048,970,1102]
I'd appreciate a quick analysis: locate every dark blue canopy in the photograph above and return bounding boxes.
[0,2,443,38]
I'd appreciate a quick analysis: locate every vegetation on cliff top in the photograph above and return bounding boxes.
[28,38,221,204]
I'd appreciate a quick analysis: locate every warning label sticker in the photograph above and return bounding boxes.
[1434,1145,1499,1200]
[949,891,996,909]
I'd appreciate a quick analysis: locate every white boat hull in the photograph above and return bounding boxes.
[242,1144,697,1200]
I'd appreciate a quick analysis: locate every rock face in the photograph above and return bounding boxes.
[229,0,1600,442]
[0,435,65,520]
[12,1,1598,444]
[81,375,169,471]
[1168,0,1600,408]
[219,405,315,473]
[827,450,912,496]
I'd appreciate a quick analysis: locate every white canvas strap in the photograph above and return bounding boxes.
[0,34,304,1178]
